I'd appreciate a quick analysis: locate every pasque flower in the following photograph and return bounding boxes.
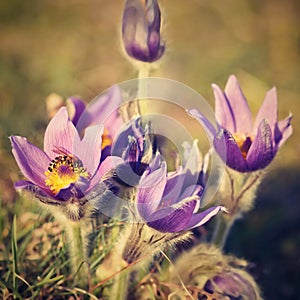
[190,75,292,172]
[122,0,165,62]
[135,143,225,233]
[204,271,260,299]
[122,143,225,264]
[67,85,123,161]
[169,244,262,300]
[10,107,120,220]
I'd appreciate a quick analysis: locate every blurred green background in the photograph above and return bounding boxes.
[0,0,299,299]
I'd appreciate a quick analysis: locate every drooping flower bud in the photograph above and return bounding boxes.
[122,0,165,63]
[168,244,262,300]
[204,271,259,299]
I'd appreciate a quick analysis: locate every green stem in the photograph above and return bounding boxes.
[137,62,150,116]
[119,63,150,122]
[110,269,130,300]
[212,214,234,249]
[67,222,89,288]
[104,224,131,300]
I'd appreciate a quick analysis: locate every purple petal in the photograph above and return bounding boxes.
[275,114,293,149]
[14,180,34,190]
[254,87,277,137]
[66,97,86,127]
[161,176,201,208]
[204,272,257,298]
[100,145,112,162]
[224,75,252,133]
[112,117,141,158]
[162,170,185,205]
[212,83,235,133]
[188,108,217,141]
[214,129,248,172]
[55,183,86,201]
[246,119,274,171]
[76,85,122,134]
[178,185,202,201]
[137,161,167,220]
[44,107,80,159]
[74,124,103,176]
[10,136,50,189]
[87,156,124,192]
[185,206,225,230]
[14,180,60,204]
[122,0,164,62]
[147,201,197,233]
[182,141,202,189]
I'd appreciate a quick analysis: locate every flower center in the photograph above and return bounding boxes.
[232,133,253,159]
[45,154,90,195]
[101,128,113,150]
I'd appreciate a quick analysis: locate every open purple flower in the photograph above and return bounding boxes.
[190,75,292,172]
[122,0,165,63]
[10,107,121,220]
[66,85,123,161]
[135,145,225,233]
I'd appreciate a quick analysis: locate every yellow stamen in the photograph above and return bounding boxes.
[232,133,254,159]
[45,155,89,195]
[102,128,113,150]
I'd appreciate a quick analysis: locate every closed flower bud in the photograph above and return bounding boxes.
[204,271,259,299]
[122,0,165,63]
[169,244,262,300]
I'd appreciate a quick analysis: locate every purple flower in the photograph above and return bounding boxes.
[190,75,292,172]
[10,107,121,219]
[122,0,165,62]
[109,117,153,189]
[135,144,225,233]
[204,271,259,299]
[66,85,123,161]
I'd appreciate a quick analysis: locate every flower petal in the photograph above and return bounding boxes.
[76,85,122,135]
[204,272,257,298]
[188,108,217,141]
[122,0,164,62]
[162,170,185,205]
[137,160,167,220]
[214,129,248,172]
[74,124,103,176]
[246,119,274,171]
[14,180,60,204]
[182,140,202,190]
[275,114,293,149]
[66,97,86,127]
[212,83,235,132]
[147,201,197,233]
[254,87,278,137]
[178,185,202,202]
[224,75,252,133]
[185,206,225,230]
[44,107,80,159]
[10,136,50,189]
[87,156,124,192]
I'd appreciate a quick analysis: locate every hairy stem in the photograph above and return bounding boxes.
[110,269,130,300]
[212,214,234,249]
[137,63,150,116]
[66,221,89,288]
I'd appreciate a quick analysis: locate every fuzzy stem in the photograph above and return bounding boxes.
[66,221,89,288]
[96,223,130,299]
[119,63,150,122]
[212,214,235,249]
[137,63,150,116]
[110,269,130,300]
